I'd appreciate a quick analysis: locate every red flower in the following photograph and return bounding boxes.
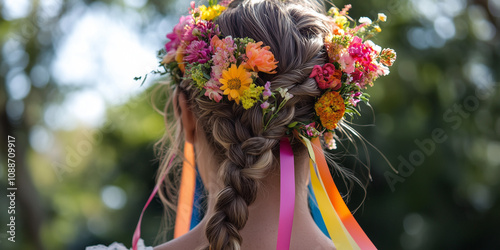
[309,63,342,90]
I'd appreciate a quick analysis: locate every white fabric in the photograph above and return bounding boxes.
[86,239,153,250]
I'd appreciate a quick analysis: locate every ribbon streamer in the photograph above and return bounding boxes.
[174,142,196,238]
[308,182,330,238]
[276,138,295,250]
[132,154,176,250]
[190,167,204,229]
[310,160,359,249]
[311,137,376,249]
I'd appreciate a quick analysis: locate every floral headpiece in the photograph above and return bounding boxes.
[289,5,396,148]
[131,3,397,250]
[161,0,286,110]
[158,1,396,147]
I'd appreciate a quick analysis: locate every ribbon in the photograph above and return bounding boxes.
[310,160,359,249]
[311,137,376,250]
[190,167,204,229]
[308,182,330,238]
[132,154,176,250]
[276,138,295,250]
[174,142,196,238]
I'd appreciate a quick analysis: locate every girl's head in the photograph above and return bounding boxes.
[172,1,330,248]
[155,0,395,249]
[158,1,332,248]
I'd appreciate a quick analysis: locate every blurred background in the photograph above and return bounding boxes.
[0,0,499,249]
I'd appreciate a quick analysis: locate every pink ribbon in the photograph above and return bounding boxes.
[132,155,175,250]
[276,138,295,250]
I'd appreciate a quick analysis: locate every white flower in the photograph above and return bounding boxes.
[278,88,289,98]
[364,40,381,54]
[85,239,153,250]
[284,92,293,101]
[378,13,387,22]
[359,17,372,25]
[376,63,390,76]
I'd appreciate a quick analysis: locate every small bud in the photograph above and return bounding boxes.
[260,101,270,110]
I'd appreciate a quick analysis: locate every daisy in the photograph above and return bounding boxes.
[219,64,253,104]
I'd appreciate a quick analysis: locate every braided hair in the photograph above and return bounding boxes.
[157,0,336,249]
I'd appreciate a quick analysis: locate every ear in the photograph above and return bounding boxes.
[177,91,196,144]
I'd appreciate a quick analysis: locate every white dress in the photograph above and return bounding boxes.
[86,239,153,250]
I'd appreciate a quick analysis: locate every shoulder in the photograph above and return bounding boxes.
[154,224,206,250]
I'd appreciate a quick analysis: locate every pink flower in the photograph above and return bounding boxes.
[219,0,233,6]
[211,35,235,53]
[192,21,220,41]
[260,101,270,110]
[210,36,236,81]
[184,40,210,64]
[305,122,321,137]
[263,81,272,99]
[339,4,352,16]
[349,92,362,106]
[348,37,369,59]
[338,52,355,74]
[204,79,223,102]
[351,70,364,83]
[309,63,342,90]
[165,15,194,52]
[324,132,336,150]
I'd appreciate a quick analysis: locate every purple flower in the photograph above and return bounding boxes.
[263,81,272,99]
[184,40,211,64]
[183,21,220,43]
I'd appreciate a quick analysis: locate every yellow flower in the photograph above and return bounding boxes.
[241,84,264,109]
[199,4,226,21]
[374,25,382,33]
[314,91,345,130]
[335,16,348,29]
[219,64,253,104]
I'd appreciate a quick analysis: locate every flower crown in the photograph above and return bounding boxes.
[158,1,396,148]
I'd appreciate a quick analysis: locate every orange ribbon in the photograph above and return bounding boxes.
[174,142,196,238]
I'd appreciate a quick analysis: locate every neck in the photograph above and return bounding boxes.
[199,155,316,248]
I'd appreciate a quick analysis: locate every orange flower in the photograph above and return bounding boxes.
[176,43,186,73]
[332,23,345,35]
[242,41,278,74]
[314,91,345,130]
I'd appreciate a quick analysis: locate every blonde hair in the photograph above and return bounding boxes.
[154,0,363,249]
